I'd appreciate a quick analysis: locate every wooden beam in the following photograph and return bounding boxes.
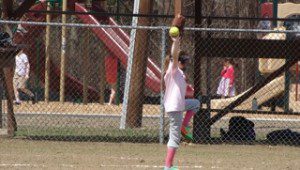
[199,38,300,59]
[2,68,17,136]
[193,0,210,143]
[0,47,24,136]
[12,0,36,19]
[2,0,13,18]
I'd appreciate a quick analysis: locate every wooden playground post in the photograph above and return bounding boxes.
[1,0,13,37]
[82,30,90,104]
[124,0,151,128]
[11,0,37,19]
[45,1,52,103]
[2,68,17,136]
[193,0,211,143]
[60,0,67,103]
[0,48,20,136]
[2,0,13,18]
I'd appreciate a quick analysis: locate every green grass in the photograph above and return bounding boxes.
[15,125,161,143]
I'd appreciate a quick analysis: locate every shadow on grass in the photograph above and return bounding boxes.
[13,126,300,146]
[24,135,160,143]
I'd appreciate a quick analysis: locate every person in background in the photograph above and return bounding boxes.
[217,58,236,98]
[105,56,118,105]
[257,14,272,39]
[13,50,35,105]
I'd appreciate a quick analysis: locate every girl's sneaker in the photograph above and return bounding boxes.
[164,166,179,170]
[181,126,193,141]
[14,100,21,105]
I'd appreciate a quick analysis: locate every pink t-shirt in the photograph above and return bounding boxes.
[221,66,235,85]
[163,61,187,112]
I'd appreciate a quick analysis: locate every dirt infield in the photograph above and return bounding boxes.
[0,139,299,170]
[2,100,300,120]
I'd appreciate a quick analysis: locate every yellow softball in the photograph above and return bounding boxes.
[169,26,180,37]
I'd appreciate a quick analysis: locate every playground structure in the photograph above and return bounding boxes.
[11,0,194,128]
[212,2,300,111]
[0,0,190,133]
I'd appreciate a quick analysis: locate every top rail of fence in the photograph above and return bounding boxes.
[1,20,300,34]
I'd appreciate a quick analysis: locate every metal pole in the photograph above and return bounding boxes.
[296,62,299,101]
[35,38,40,100]
[45,2,51,103]
[60,0,67,103]
[193,0,206,143]
[0,74,3,128]
[203,17,212,142]
[159,28,167,144]
[120,0,140,129]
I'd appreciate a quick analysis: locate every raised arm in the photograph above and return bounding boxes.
[171,37,180,69]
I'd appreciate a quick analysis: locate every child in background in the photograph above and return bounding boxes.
[13,50,35,104]
[217,58,236,98]
[105,56,118,105]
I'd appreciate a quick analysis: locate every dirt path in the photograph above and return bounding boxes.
[0,139,299,170]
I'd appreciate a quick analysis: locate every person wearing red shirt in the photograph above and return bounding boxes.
[217,59,236,98]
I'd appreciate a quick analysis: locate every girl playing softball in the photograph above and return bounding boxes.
[163,36,200,170]
[217,58,236,98]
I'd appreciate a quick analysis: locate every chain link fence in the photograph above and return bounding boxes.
[0,19,299,145]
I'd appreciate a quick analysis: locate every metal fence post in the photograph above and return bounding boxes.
[60,0,67,103]
[284,57,291,112]
[159,28,167,144]
[0,74,3,128]
[204,17,212,142]
[193,0,205,143]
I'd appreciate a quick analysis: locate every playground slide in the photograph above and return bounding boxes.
[13,3,161,101]
[75,4,194,97]
[14,2,192,100]
[75,4,162,93]
[210,76,285,110]
[13,4,100,100]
